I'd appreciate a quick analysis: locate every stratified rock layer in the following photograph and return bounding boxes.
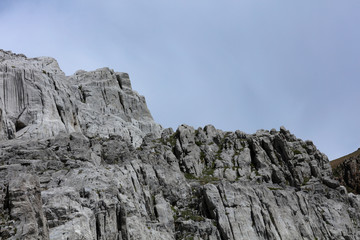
[0,50,359,240]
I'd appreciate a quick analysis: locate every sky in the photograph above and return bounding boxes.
[0,0,359,160]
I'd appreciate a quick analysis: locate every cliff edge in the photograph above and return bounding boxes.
[0,50,359,240]
[0,49,161,146]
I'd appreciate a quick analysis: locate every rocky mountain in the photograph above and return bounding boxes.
[331,148,360,194]
[0,49,359,240]
[0,49,161,145]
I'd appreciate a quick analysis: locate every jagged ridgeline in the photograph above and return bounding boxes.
[0,50,359,240]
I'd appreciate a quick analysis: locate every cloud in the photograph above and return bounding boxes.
[0,0,359,160]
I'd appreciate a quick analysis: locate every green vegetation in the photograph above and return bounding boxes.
[215,151,223,160]
[160,132,178,147]
[183,166,219,185]
[198,175,219,185]
[232,166,240,171]
[302,176,310,185]
[200,151,206,162]
[215,133,231,160]
[184,173,197,180]
[195,141,202,146]
[292,149,302,155]
[172,207,204,222]
[203,167,215,176]
[96,189,101,196]
[333,168,341,178]
[180,209,204,222]
[250,163,260,176]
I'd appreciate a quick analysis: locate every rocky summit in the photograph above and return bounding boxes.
[0,50,359,240]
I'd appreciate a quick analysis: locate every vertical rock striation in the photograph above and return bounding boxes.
[0,50,359,240]
[0,49,161,146]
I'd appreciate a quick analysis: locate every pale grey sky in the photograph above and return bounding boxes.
[0,0,359,160]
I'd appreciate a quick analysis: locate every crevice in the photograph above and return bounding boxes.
[313,207,331,237]
[250,205,256,230]
[216,185,235,240]
[116,204,121,232]
[153,166,164,187]
[78,85,87,103]
[154,203,159,219]
[295,193,306,216]
[16,106,27,121]
[116,74,123,89]
[3,184,11,216]
[248,140,260,171]
[118,92,125,111]
[14,70,25,111]
[144,191,156,220]
[130,176,138,193]
[3,72,7,112]
[95,214,101,240]
[253,190,282,240]
[129,131,133,144]
[33,84,45,115]
[200,189,213,220]
[15,120,26,132]
[249,196,262,239]
[265,205,282,240]
[101,88,108,107]
[261,139,279,165]
[55,104,65,125]
[103,214,106,237]
[46,73,59,91]
[119,204,128,240]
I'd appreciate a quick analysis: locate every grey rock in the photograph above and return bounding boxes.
[322,177,340,189]
[0,49,161,147]
[0,173,49,239]
[1,50,359,240]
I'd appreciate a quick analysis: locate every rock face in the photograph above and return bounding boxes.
[0,49,161,146]
[0,50,359,240]
[331,148,360,194]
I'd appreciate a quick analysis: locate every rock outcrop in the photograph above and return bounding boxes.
[0,50,359,240]
[0,49,161,146]
[331,148,360,194]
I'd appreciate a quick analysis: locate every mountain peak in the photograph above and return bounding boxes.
[0,50,161,146]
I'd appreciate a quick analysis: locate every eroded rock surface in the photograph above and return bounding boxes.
[0,49,161,146]
[0,50,359,240]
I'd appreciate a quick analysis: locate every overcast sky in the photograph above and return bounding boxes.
[0,0,359,160]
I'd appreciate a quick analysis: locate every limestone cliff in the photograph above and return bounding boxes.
[0,50,359,240]
[0,49,161,145]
